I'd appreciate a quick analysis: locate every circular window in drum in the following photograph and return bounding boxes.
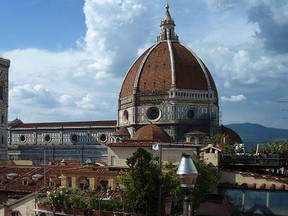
[44,134,51,142]
[123,110,129,122]
[99,134,107,143]
[187,109,195,119]
[71,134,79,143]
[147,107,161,121]
[19,135,26,143]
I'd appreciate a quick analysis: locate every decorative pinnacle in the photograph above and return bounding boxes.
[156,3,179,42]
[166,2,170,10]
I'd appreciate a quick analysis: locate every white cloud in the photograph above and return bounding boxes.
[221,95,247,102]
[10,84,58,107]
[5,46,120,122]
[58,95,75,107]
[76,93,95,110]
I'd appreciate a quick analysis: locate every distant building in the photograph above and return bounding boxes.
[117,4,219,140]
[0,57,9,160]
[8,120,116,164]
[0,160,78,206]
[0,160,123,216]
[201,143,288,215]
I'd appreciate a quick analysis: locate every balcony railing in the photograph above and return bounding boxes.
[220,154,288,168]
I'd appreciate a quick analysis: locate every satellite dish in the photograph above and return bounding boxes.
[7,173,19,180]
[85,158,92,164]
[32,174,43,181]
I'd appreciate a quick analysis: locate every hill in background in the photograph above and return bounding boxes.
[225,123,288,151]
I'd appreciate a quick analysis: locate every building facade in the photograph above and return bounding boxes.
[0,58,9,160]
[8,120,116,164]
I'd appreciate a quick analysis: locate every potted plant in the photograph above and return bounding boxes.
[37,201,53,211]
[89,195,109,216]
[161,163,183,215]
[48,187,71,212]
[35,192,53,211]
[69,188,89,215]
[117,148,160,215]
[91,198,121,216]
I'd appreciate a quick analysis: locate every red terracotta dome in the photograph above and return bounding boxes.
[131,124,171,143]
[221,125,243,144]
[120,4,217,101]
[113,127,130,136]
[120,41,218,101]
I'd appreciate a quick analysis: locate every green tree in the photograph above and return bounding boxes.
[161,163,184,213]
[162,162,183,199]
[280,141,288,155]
[193,159,221,209]
[259,141,284,154]
[207,133,233,154]
[117,148,160,215]
[118,149,221,214]
[69,188,89,210]
[162,159,221,210]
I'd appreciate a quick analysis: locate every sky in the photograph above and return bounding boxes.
[0,0,288,129]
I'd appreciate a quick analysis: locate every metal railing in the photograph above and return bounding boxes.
[220,154,288,167]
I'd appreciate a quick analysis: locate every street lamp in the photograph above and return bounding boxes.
[177,154,198,216]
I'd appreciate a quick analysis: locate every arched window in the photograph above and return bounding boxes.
[78,176,89,190]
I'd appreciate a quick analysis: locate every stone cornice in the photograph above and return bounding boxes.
[0,58,10,67]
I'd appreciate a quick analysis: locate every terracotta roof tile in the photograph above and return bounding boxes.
[173,43,209,90]
[221,182,275,190]
[0,163,125,194]
[108,140,156,147]
[131,124,171,143]
[137,43,171,94]
[62,166,122,175]
[120,49,150,97]
[220,170,288,191]
[0,162,84,193]
[113,127,130,136]
[119,41,218,104]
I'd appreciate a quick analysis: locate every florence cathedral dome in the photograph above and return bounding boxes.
[117,4,223,143]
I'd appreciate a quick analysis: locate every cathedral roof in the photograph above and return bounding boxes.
[119,5,218,103]
[185,129,207,136]
[9,120,117,129]
[131,124,171,143]
[221,125,243,144]
[113,127,130,136]
[108,141,155,148]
